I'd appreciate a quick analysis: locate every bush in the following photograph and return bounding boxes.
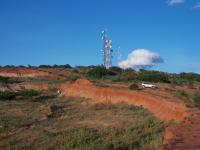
[193,92,200,108]
[53,64,72,69]
[0,91,16,100]
[179,72,200,82]
[138,70,170,83]
[176,90,189,100]
[130,83,139,90]
[86,67,116,79]
[109,66,123,74]
[0,76,9,83]
[17,89,40,98]
[67,74,81,82]
[113,69,137,82]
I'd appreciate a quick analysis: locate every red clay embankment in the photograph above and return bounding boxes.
[60,79,189,122]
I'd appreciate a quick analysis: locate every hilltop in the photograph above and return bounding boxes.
[0,65,200,149]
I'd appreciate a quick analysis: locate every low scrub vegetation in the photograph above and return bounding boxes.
[86,66,117,79]
[138,70,170,83]
[0,97,164,150]
[175,90,190,102]
[66,73,81,82]
[60,102,164,150]
[0,89,57,102]
[130,83,139,90]
[0,91,16,100]
[0,76,9,83]
[193,92,200,108]
[18,89,41,98]
[113,69,137,82]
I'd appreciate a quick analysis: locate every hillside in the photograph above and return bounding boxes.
[0,66,200,149]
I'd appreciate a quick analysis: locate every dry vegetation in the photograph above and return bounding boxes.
[0,95,164,150]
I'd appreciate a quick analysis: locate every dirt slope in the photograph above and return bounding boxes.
[60,79,189,122]
[160,111,200,150]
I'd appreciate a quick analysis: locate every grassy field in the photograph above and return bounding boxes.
[0,93,164,150]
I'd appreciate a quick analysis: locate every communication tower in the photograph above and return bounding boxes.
[101,29,113,69]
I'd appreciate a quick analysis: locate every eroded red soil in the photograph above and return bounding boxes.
[159,111,200,150]
[60,79,189,122]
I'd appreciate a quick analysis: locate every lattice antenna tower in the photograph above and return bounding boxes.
[101,29,113,69]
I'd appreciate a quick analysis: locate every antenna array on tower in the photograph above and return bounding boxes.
[101,29,113,69]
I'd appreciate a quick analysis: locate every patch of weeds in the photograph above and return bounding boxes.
[167,119,179,126]
[48,105,64,118]
[0,97,165,150]
[193,92,200,108]
[35,94,57,101]
[60,128,101,150]
[4,144,19,150]
[165,88,176,92]
[85,67,116,80]
[60,118,165,150]
[0,76,9,83]
[92,103,117,111]
[0,116,34,128]
[130,83,139,90]
[66,73,81,83]
[17,89,41,98]
[27,77,62,84]
[174,90,190,102]
[0,91,16,100]
[118,103,143,111]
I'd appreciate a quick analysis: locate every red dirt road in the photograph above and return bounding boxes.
[60,79,189,122]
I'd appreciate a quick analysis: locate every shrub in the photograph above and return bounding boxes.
[130,83,139,90]
[53,64,72,69]
[86,67,116,79]
[38,65,52,68]
[138,70,170,83]
[109,66,123,74]
[67,74,81,82]
[193,92,200,108]
[179,72,200,82]
[176,90,189,99]
[113,69,137,82]
[17,89,40,98]
[0,91,16,100]
[0,76,9,83]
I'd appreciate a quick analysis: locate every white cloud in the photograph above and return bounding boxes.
[167,0,185,5]
[118,49,163,70]
[193,2,200,9]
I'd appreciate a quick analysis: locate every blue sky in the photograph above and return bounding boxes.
[0,0,200,73]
